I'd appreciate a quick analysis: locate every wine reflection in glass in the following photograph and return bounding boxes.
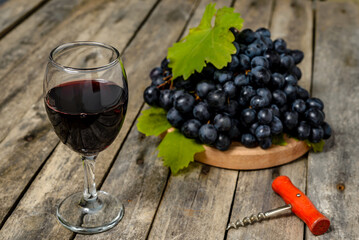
[43,42,128,234]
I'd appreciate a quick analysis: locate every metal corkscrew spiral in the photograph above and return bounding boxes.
[226,205,292,230]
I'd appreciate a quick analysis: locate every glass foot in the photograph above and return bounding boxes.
[56,191,124,234]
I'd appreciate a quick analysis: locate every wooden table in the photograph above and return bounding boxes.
[0,0,357,239]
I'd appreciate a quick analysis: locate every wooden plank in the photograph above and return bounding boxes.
[0,0,47,37]
[147,1,270,240]
[0,0,89,81]
[307,1,359,239]
[0,0,199,239]
[227,0,313,239]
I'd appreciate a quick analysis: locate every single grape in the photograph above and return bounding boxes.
[228,55,240,70]
[151,76,165,86]
[296,86,309,100]
[215,134,232,151]
[174,93,195,113]
[264,50,280,69]
[306,98,324,110]
[271,116,283,135]
[251,66,271,86]
[283,111,299,130]
[249,122,259,135]
[270,73,285,90]
[207,90,227,110]
[256,27,271,38]
[259,137,272,149]
[290,66,302,80]
[159,89,173,110]
[310,126,324,143]
[233,42,240,55]
[144,86,160,106]
[274,38,287,54]
[262,37,273,50]
[199,124,218,145]
[240,108,257,125]
[223,81,237,99]
[257,88,272,103]
[292,99,306,113]
[297,121,311,140]
[280,55,295,71]
[214,70,233,84]
[238,28,256,44]
[257,108,273,124]
[283,84,297,101]
[234,74,249,87]
[193,102,211,122]
[270,104,281,118]
[251,56,270,68]
[284,74,298,85]
[240,85,256,101]
[224,100,239,117]
[241,133,258,148]
[305,108,325,127]
[196,81,216,99]
[150,67,163,80]
[255,125,271,140]
[245,43,262,58]
[161,58,170,70]
[181,119,201,139]
[289,50,304,64]
[238,54,251,70]
[214,114,232,132]
[250,95,270,109]
[173,76,195,90]
[321,122,332,139]
[167,108,184,128]
[272,89,287,106]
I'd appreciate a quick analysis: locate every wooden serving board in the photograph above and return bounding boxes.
[195,136,310,170]
[163,130,310,170]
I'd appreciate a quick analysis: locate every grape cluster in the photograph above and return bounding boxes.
[144,27,332,151]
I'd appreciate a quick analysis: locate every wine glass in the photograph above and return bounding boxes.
[43,42,128,234]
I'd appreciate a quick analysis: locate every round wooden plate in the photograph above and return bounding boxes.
[194,135,309,170]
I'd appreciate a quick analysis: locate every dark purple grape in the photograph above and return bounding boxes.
[151,76,165,86]
[251,66,271,86]
[310,126,324,143]
[274,38,287,54]
[297,121,311,140]
[283,84,297,101]
[199,124,218,145]
[321,122,332,139]
[270,104,281,118]
[245,43,262,58]
[270,73,285,89]
[238,54,251,70]
[249,122,259,135]
[228,55,240,70]
[193,102,211,122]
[292,99,306,113]
[144,86,160,106]
[271,116,283,135]
[251,56,269,68]
[174,93,195,113]
[305,108,325,127]
[229,119,241,140]
[207,90,227,110]
[296,86,309,100]
[240,85,256,101]
[250,95,270,109]
[238,28,256,44]
[280,55,295,71]
[159,89,173,110]
[215,134,231,151]
[240,108,257,125]
[181,119,201,138]
[284,74,298,85]
[167,108,184,128]
[161,58,170,70]
[234,74,249,87]
[264,51,280,69]
[233,42,240,55]
[289,50,304,64]
[290,66,302,80]
[283,111,299,130]
[256,27,271,38]
[255,125,271,140]
[196,81,216,99]
[241,133,258,148]
[306,98,324,110]
[150,67,163,80]
[214,70,233,84]
[224,100,239,117]
[259,137,272,149]
[223,81,237,99]
[257,108,273,124]
[257,88,272,103]
[272,90,287,106]
[214,114,232,132]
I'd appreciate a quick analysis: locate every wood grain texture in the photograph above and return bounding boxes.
[0,0,47,37]
[0,102,58,224]
[0,0,87,81]
[307,1,359,239]
[227,0,313,239]
[0,0,198,239]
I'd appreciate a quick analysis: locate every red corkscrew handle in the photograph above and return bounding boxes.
[272,176,330,236]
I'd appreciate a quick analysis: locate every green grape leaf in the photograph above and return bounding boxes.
[304,139,325,153]
[272,134,287,146]
[167,3,244,80]
[157,129,205,174]
[137,106,171,136]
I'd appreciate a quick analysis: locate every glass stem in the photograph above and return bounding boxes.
[82,155,98,202]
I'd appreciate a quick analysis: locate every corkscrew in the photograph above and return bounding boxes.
[226,176,330,236]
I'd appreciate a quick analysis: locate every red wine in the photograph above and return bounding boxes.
[45,79,128,155]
